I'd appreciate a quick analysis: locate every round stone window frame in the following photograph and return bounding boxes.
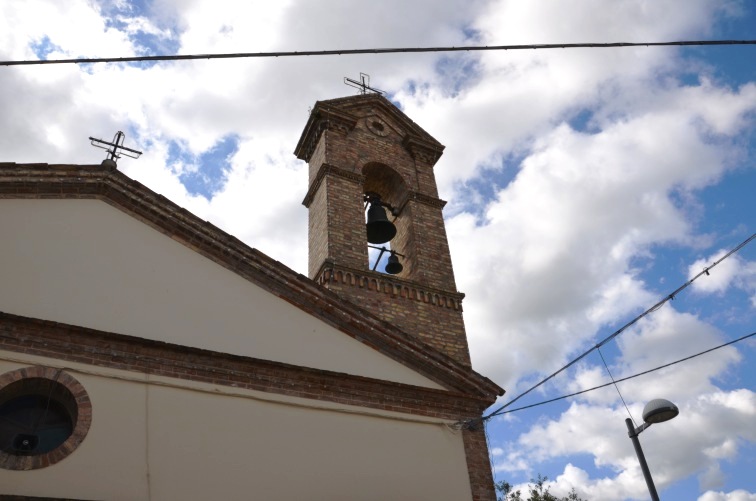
[366,116,390,137]
[0,366,92,470]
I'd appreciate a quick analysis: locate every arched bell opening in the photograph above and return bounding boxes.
[362,163,412,277]
[363,163,408,211]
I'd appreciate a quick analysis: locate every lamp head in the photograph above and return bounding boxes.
[642,398,679,425]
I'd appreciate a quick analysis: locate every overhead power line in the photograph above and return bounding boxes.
[1,40,754,67]
[476,232,756,425]
[493,330,756,416]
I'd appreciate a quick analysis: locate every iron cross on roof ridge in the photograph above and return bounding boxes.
[89,131,143,166]
[344,73,385,95]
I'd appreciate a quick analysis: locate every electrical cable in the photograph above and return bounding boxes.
[0,40,754,67]
[597,346,637,427]
[484,420,499,488]
[489,330,755,416]
[478,232,755,424]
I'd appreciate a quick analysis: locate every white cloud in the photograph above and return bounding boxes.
[448,82,755,390]
[613,309,741,402]
[699,490,756,501]
[2,1,134,60]
[690,251,756,308]
[691,251,743,294]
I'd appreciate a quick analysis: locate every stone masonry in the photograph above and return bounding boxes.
[296,94,473,366]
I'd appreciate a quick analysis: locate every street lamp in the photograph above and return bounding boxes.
[625,399,679,501]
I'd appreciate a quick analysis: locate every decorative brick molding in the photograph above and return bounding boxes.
[316,262,472,365]
[0,366,92,471]
[294,107,358,163]
[402,135,444,165]
[301,163,364,208]
[397,190,448,212]
[316,262,465,311]
[0,312,489,422]
[295,94,445,162]
[0,496,85,500]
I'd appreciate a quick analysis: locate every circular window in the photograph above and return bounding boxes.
[366,117,390,137]
[0,367,91,470]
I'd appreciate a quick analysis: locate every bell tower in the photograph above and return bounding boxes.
[295,94,471,365]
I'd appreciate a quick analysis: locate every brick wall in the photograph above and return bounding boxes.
[306,166,367,277]
[315,264,471,365]
[463,427,498,501]
[298,95,470,364]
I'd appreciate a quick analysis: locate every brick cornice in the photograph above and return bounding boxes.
[0,163,503,401]
[0,312,490,420]
[396,190,448,215]
[305,94,445,153]
[0,496,84,500]
[301,163,364,208]
[314,261,465,311]
[294,107,358,162]
[402,135,444,166]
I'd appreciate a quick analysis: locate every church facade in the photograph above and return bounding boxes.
[0,94,503,500]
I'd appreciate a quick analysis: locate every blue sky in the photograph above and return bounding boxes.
[1,1,754,499]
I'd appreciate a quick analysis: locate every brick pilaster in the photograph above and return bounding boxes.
[463,427,497,501]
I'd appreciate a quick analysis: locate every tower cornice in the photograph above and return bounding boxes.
[294,107,358,162]
[314,260,465,310]
[302,163,364,208]
[402,135,444,166]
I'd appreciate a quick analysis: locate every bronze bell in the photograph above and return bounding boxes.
[366,203,397,244]
[385,253,403,275]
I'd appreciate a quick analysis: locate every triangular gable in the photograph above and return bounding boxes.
[0,163,503,401]
[0,197,440,390]
[294,94,445,166]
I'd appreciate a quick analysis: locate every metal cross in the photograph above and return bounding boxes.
[89,131,142,164]
[344,73,384,95]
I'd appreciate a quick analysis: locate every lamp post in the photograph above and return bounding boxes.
[625,398,679,501]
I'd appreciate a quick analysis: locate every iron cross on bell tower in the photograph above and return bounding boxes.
[344,73,385,95]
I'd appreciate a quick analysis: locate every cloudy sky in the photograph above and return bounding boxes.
[1,1,754,499]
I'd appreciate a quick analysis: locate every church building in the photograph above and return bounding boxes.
[0,93,504,500]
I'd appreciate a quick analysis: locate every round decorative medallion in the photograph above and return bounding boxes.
[0,366,91,470]
[366,117,390,137]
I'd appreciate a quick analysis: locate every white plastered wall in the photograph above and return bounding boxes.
[0,199,441,389]
[0,355,472,501]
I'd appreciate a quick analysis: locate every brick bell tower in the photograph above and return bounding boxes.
[295,93,471,366]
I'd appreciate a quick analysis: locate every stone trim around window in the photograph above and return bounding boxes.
[0,366,92,470]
